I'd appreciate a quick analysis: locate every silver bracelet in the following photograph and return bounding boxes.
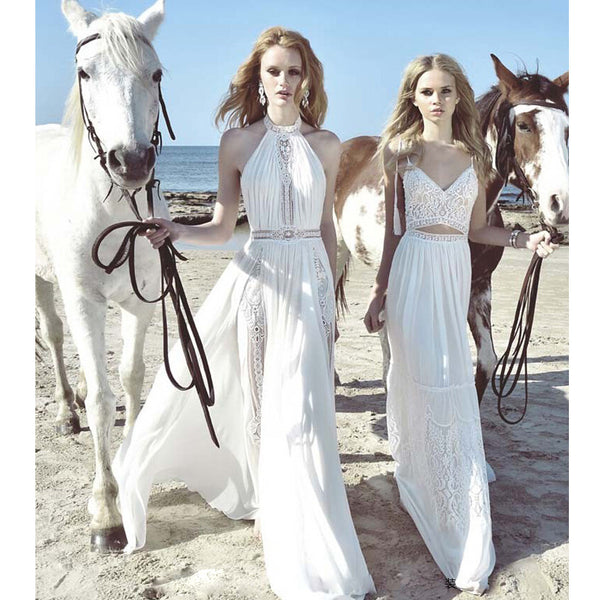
[509,229,520,248]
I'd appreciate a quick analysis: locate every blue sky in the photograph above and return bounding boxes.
[35,0,568,145]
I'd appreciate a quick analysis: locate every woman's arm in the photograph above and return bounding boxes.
[363,145,403,333]
[468,181,559,258]
[317,132,342,280]
[143,128,243,248]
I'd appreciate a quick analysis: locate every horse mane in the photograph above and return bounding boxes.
[62,12,161,171]
[476,68,568,181]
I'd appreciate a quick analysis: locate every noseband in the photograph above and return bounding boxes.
[77,33,219,447]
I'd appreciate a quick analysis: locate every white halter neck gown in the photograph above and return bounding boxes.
[113,115,375,600]
[386,156,495,595]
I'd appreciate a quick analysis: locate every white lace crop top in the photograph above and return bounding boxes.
[393,154,479,236]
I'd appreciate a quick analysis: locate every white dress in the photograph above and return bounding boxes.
[386,156,495,595]
[113,115,375,600]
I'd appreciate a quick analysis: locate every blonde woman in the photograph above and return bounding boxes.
[363,54,557,595]
[113,26,374,599]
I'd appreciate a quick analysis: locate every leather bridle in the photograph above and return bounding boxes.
[490,97,567,425]
[492,97,568,213]
[77,33,219,447]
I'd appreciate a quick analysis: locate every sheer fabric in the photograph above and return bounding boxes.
[113,115,375,600]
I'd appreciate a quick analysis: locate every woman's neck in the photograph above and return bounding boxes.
[421,120,454,144]
[266,106,300,127]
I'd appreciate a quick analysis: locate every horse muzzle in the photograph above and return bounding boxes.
[107,144,156,188]
[540,191,569,226]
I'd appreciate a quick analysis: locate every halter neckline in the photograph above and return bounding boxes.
[264,114,302,134]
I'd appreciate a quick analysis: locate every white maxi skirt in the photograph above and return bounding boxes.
[385,229,495,595]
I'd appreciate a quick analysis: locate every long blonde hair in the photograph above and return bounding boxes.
[379,54,492,182]
[215,26,327,129]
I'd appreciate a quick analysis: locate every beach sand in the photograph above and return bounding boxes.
[35,205,568,600]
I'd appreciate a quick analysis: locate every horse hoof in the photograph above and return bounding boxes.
[55,415,81,436]
[90,525,128,553]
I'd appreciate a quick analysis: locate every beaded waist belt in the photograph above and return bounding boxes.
[251,227,321,241]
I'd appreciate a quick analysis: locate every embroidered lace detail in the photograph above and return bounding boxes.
[252,227,321,241]
[388,375,490,536]
[239,254,266,444]
[405,230,466,242]
[313,252,335,364]
[264,114,301,134]
[265,115,300,225]
[403,166,478,235]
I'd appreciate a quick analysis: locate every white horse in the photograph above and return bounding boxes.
[36,0,170,552]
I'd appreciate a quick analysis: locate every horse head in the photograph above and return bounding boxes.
[481,54,569,226]
[62,0,167,190]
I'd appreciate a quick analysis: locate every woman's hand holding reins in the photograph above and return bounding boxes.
[364,287,387,333]
[142,217,182,249]
[523,230,559,258]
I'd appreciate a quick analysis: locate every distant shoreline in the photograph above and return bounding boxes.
[163,190,568,245]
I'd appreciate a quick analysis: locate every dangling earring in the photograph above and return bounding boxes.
[258,81,266,106]
[301,88,309,109]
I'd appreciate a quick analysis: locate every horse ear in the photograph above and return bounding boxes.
[62,0,97,38]
[553,71,569,92]
[138,0,165,41]
[490,54,521,96]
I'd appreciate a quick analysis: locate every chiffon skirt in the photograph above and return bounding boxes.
[112,238,375,600]
[385,230,495,595]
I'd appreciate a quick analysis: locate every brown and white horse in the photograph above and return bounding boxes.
[334,54,569,403]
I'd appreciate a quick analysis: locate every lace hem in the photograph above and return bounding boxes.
[387,372,491,535]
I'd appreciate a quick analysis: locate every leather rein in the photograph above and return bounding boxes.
[490,98,566,424]
[76,33,219,447]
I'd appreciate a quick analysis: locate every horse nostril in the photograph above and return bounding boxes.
[550,195,560,213]
[146,146,156,171]
[107,149,122,170]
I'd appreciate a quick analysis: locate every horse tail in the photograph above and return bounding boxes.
[335,253,351,317]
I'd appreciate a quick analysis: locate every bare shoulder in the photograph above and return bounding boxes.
[305,127,340,152]
[220,122,266,171]
[304,127,341,172]
[220,124,260,150]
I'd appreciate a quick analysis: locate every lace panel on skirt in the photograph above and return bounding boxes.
[313,252,335,364]
[239,255,266,444]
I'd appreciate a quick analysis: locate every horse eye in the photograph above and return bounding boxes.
[78,68,90,81]
[152,70,162,83]
[517,122,531,132]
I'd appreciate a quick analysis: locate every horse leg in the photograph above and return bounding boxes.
[468,277,498,405]
[378,324,390,391]
[75,367,87,410]
[35,275,80,435]
[118,299,155,438]
[61,291,126,553]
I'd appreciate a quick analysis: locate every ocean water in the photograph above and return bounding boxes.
[155,145,523,202]
[155,146,219,192]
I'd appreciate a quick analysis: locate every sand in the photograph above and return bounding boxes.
[35,205,568,600]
